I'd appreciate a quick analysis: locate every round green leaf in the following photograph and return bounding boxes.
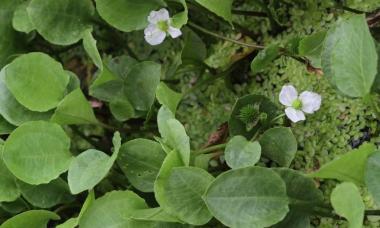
[0,149,20,203]
[0,66,52,126]
[117,139,166,192]
[79,190,150,228]
[162,167,214,225]
[124,61,161,111]
[331,182,364,228]
[225,135,261,169]
[95,0,163,32]
[365,151,380,206]
[3,121,72,185]
[259,127,297,167]
[204,166,289,228]
[18,178,74,208]
[229,94,278,138]
[110,99,135,122]
[1,210,60,228]
[27,0,94,45]
[5,53,70,112]
[12,2,35,33]
[298,31,326,68]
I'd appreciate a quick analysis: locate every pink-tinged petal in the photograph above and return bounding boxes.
[299,91,322,114]
[285,107,305,123]
[144,24,166,45]
[279,85,298,106]
[168,26,182,38]
[147,8,170,24]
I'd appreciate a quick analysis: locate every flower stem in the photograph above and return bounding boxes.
[194,143,227,155]
[271,113,286,123]
[187,22,265,49]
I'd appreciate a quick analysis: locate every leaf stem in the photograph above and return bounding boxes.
[194,143,227,155]
[187,22,265,49]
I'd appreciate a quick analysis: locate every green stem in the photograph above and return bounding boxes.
[187,22,265,49]
[195,143,227,155]
[271,113,286,123]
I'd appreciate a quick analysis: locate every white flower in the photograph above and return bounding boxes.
[279,85,321,123]
[144,9,182,45]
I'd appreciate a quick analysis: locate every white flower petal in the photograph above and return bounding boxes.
[144,24,166,45]
[147,8,170,24]
[168,26,182,38]
[285,107,305,123]
[299,91,322,114]
[279,85,298,107]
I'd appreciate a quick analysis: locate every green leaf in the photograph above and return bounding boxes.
[0,0,26,68]
[171,0,188,28]
[0,147,20,203]
[321,14,378,97]
[79,190,151,228]
[27,0,94,45]
[0,198,28,214]
[0,67,52,126]
[68,132,121,194]
[273,168,323,228]
[18,178,74,208]
[161,119,190,166]
[309,143,376,185]
[124,61,161,111]
[3,121,72,185]
[251,44,280,74]
[225,136,261,169]
[160,167,214,225]
[12,1,34,33]
[156,82,182,114]
[0,116,15,135]
[5,52,70,112]
[181,28,206,64]
[51,88,98,125]
[110,99,136,122]
[229,94,278,139]
[194,0,233,23]
[117,139,166,192]
[204,167,289,228]
[83,29,103,70]
[95,0,163,32]
[65,71,81,93]
[365,151,380,205]
[298,31,326,68]
[1,210,60,228]
[259,127,297,167]
[154,150,184,218]
[331,182,364,228]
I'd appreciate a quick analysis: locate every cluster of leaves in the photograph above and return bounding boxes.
[1,0,380,227]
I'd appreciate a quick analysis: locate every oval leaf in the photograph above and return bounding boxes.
[204,166,289,228]
[259,127,297,167]
[331,182,364,228]
[117,138,166,192]
[5,52,70,112]
[3,121,72,185]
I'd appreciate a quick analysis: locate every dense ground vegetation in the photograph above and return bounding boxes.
[1,0,380,227]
